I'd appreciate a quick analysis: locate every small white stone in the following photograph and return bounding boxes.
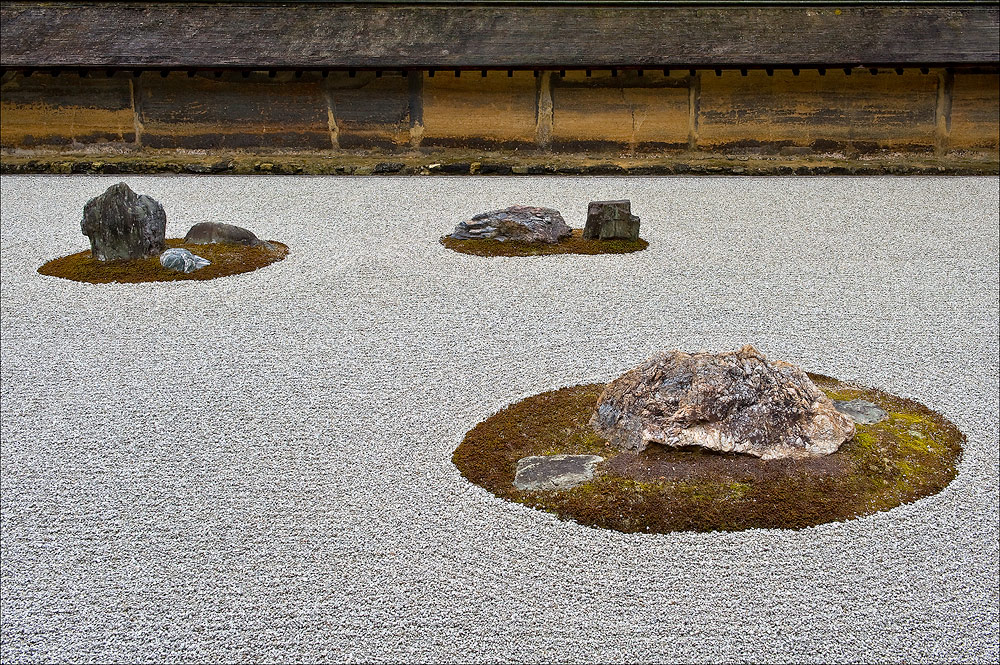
[159,247,210,273]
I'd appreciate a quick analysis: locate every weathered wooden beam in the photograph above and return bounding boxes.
[2,2,998,68]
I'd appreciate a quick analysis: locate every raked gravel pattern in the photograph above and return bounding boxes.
[1,175,998,663]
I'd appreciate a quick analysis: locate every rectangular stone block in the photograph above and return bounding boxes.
[949,73,1000,150]
[698,69,939,151]
[552,71,689,150]
[0,71,135,147]
[326,72,411,149]
[421,70,537,148]
[583,200,640,240]
[138,71,331,149]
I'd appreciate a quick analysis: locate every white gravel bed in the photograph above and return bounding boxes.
[1,175,997,663]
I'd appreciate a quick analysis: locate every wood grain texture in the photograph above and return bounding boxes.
[2,3,998,68]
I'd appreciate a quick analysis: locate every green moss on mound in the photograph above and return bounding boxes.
[441,229,648,257]
[451,374,963,533]
[38,238,288,283]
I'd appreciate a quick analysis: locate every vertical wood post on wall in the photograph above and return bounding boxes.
[687,71,700,151]
[322,76,340,150]
[408,70,424,147]
[536,71,553,149]
[129,76,144,147]
[935,68,955,154]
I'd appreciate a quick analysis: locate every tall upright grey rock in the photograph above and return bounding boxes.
[81,183,167,261]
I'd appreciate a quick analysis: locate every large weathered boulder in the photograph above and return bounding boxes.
[450,205,572,243]
[591,345,855,460]
[184,221,267,247]
[582,200,641,241]
[81,183,166,261]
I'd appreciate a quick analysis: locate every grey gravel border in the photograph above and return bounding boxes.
[2,175,997,663]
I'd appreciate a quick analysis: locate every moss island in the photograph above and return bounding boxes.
[441,229,648,257]
[452,373,963,533]
[39,238,289,284]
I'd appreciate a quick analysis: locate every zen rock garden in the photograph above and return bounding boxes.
[39,183,288,283]
[453,345,963,533]
[441,200,647,256]
[35,183,965,534]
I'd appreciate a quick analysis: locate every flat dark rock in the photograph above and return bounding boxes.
[184,221,266,247]
[513,454,604,491]
[834,399,889,425]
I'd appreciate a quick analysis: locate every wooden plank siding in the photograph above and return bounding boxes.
[2,3,998,69]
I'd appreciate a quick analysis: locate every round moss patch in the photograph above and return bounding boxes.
[39,238,289,283]
[452,374,963,533]
[440,229,648,257]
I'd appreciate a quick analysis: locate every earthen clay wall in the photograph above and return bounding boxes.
[2,69,998,157]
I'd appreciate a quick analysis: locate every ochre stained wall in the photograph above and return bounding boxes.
[0,73,135,145]
[551,70,689,150]
[2,69,997,156]
[698,69,940,151]
[421,70,538,148]
[327,72,411,149]
[949,73,1000,150]
[136,72,331,149]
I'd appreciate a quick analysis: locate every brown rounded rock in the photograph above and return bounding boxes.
[184,221,267,247]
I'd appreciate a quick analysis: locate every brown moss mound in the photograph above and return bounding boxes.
[440,228,648,257]
[452,374,963,532]
[39,238,288,283]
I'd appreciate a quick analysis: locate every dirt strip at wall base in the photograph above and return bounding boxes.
[2,149,996,176]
